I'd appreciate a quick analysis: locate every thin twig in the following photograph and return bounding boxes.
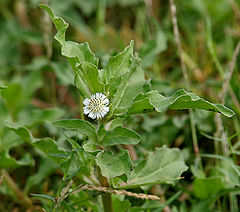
[42,0,52,59]
[72,184,161,201]
[169,0,200,157]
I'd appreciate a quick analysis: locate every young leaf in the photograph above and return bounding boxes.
[40,5,98,67]
[62,41,99,68]
[102,126,141,146]
[114,65,149,115]
[129,89,234,117]
[96,150,132,178]
[39,4,68,45]
[108,55,148,117]
[52,119,97,141]
[193,177,226,200]
[103,40,134,84]
[120,145,188,188]
[76,61,104,94]
[40,5,99,98]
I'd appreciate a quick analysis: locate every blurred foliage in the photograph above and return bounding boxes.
[0,0,240,211]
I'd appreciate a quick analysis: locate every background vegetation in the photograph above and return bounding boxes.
[0,0,240,211]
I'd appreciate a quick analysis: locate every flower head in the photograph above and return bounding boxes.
[83,93,109,120]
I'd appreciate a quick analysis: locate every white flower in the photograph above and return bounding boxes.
[83,93,109,119]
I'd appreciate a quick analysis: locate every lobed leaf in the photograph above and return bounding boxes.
[96,150,132,178]
[120,145,188,188]
[129,89,234,117]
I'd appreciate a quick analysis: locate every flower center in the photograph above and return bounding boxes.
[89,98,103,112]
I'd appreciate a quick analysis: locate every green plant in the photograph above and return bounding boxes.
[4,4,236,212]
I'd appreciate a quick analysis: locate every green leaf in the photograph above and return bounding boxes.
[5,122,66,164]
[51,62,74,86]
[0,131,23,152]
[52,119,97,141]
[193,177,226,200]
[62,41,99,68]
[39,4,68,45]
[102,126,141,146]
[24,157,58,193]
[5,122,34,143]
[217,160,240,186]
[0,84,7,90]
[108,55,148,117]
[121,145,188,188]
[40,4,98,67]
[139,29,167,67]
[40,4,99,98]
[103,40,134,84]
[30,193,55,202]
[74,73,91,98]
[129,89,234,117]
[0,151,34,168]
[18,108,65,127]
[96,150,133,178]
[2,84,29,117]
[76,61,104,94]
[60,152,84,180]
[114,65,149,115]
[32,138,67,164]
[112,195,131,212]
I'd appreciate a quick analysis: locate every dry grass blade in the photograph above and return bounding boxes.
[72,184,161,201]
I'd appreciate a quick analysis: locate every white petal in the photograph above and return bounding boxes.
[88,112,94,119]
[83,98,90,106]
[83,108,90,115]
[103,106,109,112]
[96,113,101,119]
[100,110,105,117]
[92,113,97,119]
[102,98,109,105]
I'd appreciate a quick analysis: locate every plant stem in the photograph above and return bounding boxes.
[97,167,113,212]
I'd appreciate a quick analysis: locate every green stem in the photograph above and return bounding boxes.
[97,167,113,212]
[79,95,84,120]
